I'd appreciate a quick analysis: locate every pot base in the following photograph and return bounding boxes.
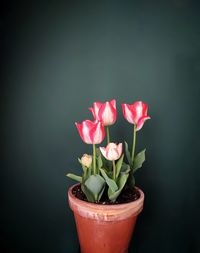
[75,212,137,253]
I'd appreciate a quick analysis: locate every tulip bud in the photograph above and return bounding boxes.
[121,101,151,131]
[100,143,122,161]
[75,120,105,144]
[80,154,92,168]
[89,99,117,126]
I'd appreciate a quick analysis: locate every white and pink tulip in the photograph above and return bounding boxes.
[89,99,117,126]
[100,142,122,161]
[121,101,150,131]
[75,120,105,144]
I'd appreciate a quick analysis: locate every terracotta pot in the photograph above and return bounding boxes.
[68,184,144,253]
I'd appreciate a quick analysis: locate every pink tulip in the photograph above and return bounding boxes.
[100,143,122,161]
[75,120,105,144]
[89,99,117,126]
[121,101,151,131]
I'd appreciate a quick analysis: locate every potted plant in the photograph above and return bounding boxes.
[67,100,151,253]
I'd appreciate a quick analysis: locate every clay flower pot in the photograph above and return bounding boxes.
[68,184,144,253]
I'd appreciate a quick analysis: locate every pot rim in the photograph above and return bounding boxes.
[68,183,144,221]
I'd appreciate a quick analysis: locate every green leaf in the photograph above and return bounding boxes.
[96,147,101,157]
[100,168,118,192]
[82,166,91,182]
[85,175,105,202]
[127,172,135,188]
[125,141,133,167]
[81,168,94,202]
[116,154,124,179]
[97,184,106,202]
[133,149,146,173]
[97,154,103,170]
[66,173,82,183]
[108,173,129,202]
[101,155,113,170]
[81,184,95,202]
[120,163,131,174]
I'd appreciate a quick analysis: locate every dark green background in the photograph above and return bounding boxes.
[1,0,200,252]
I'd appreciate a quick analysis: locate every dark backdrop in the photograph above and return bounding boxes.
[1,0,200,252]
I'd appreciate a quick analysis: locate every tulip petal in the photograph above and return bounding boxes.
[75,120,105,144]
[106,143,118,150]
[121,103,135,124]
[75,120,92,144]
[122,101,150,127]
[88,107,96,119]
[93,102,102,120]
[110,99,116,109]
[75,122,87,143]
[100,147,107,159]
[132,101,149,124]
[117,143,123,157]
[98,101,117,126]
[136,116,151,131]
[106,147,119,161]
[100,142,122,161]
[142,102,148,116]
[90,121,105,144]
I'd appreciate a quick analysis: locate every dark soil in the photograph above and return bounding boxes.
[72,184,140,205]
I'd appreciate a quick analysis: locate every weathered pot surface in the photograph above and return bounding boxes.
[68,184,144,253]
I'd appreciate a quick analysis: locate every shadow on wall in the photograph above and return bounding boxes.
[63,53,200,252]
[0,235,15,253]
[129,52,200,253]
[174,53,200,253]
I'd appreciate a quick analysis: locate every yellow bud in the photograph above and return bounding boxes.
[81,154,92,168]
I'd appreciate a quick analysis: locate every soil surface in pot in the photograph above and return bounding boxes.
[72,184,140,204]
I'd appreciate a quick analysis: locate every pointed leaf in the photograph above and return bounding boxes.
[100,169,118,192]
[121,163,131,174]
[81,184,95,202]
[82,166,91,182]
[85,175,105,201]
[102,155,113,170]
[133,149,146,173]
[127,172,135,188]
[116,154,124,179]
[97,154,103,170]
[66,173,82,183]
[108,173,129,202]
[97,184,106,202]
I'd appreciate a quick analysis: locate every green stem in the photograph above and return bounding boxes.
[93,144,97,175]
[131,125,136,162]
[106,126,110,144]
[112,160,116,181]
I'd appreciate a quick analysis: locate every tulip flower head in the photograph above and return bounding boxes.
[100,142,122,161]
[121,101,151,131]
[89,99,117,126]
[75,120,105,144]
[80,154,92,168]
